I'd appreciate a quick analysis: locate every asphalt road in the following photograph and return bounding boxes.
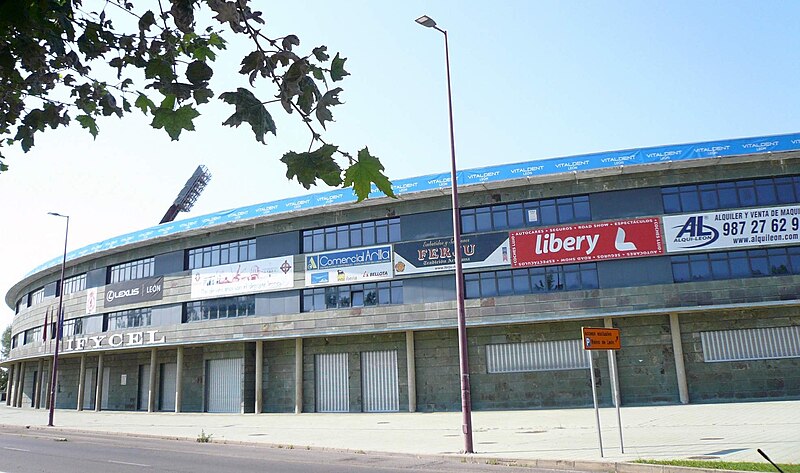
[0,426,578,473]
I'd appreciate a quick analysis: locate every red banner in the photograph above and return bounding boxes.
[510,218,663,267]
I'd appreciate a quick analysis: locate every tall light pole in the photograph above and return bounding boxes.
[415,14,474,454]
[47,212,69,427]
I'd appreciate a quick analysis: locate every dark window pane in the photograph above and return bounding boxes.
[672,260,690,282]
[507,205,524,229]
[755,179,777,205]
[679,189,701,212]
[574,200,591,221]
[539,202,557,225]
[475,208,492,232]
[717,183,738,208]
[557,202,574,223]
[461,211,476,234]
[737,181,757,206]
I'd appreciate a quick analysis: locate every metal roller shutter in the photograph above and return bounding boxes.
[205,358,242,413]
[361,350,399,412]
[315,353,349,412]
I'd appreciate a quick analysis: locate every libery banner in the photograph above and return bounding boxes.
[663,205,800,253]
[191,256,294,299]
[510,218,663,267]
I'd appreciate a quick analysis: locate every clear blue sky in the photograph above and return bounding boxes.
[2,1,800,330]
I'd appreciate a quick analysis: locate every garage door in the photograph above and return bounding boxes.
[160,363,177,411]
[315,353,349,412]
[206,358,242,413]
[137,364,150,411]
[361,350,399,412]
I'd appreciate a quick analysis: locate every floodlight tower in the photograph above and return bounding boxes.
[160,165,212,224]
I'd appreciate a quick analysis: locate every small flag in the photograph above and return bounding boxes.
[42,307,50,341]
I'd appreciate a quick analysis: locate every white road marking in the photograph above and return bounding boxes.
[108,460,150,467]
[2,447,31,452]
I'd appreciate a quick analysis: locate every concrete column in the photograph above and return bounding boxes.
[255,340,263,414]
[5,364,14,406]
[76,354,86,411]
[15,362,25,407]
[294,338,303,414]
[604,317,622,407]
[175,346,184,413]
[406,330,417,413]
[669,313,690,404]
[95,353,104,412]
[34,359,44,409]
[42,360,51,409]
[148,348,157,413]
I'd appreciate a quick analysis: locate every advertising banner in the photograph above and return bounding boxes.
[190,256,294,299]
[104,276,164,308]
[510,218,663,267]
[305,245,393,287]
[663,205,800,253]
[393,232,510,275]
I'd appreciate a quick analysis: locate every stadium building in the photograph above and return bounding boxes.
[4,133,800,414]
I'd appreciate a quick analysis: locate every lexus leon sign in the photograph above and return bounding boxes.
[104,276,164,308]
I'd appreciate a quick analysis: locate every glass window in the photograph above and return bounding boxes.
[460,195,592,233]
[30,287,45,306]
[188,239,256,270]
[662,175,800,213]
[62,273,87,295]
[106,308,152,331]
[302,218,400,253]
[109,257,155,283]
[184,295,256,322]
[465,263,599,299]
[672,247,800,283]
[302,281,403,311]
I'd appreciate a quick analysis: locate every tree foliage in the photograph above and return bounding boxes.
[0,0,394,201]
[0,326,8,393]
[1,325,9,359]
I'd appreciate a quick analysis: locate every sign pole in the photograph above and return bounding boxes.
[588,351,603,457]
[608,351,625,453]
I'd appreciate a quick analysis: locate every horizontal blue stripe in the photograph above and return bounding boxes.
[26,132,800,276]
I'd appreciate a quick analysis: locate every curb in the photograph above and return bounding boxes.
[0,423,768,473]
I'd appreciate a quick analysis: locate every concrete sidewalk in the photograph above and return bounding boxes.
[1,401,798,466]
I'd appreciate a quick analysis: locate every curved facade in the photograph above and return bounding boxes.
[4,133,800,414]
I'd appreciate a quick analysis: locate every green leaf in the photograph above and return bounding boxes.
[343,147,395,202]
[193,87,214,104]
[134,94,156,114]
[138,10,156,32]
[282,34,299,51]
[76,114,98,138]
[330,53,349,82]
[186,60,213,84]
[219,88,276,143]
[151,104,199,140]
[315,87,343,129]
[145,57,174,81]
[312,46,329,62]
[297,76,320,115]
[280,144,342,189]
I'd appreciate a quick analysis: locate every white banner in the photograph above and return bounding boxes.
[305,245,393,287]
[191,256,294,299]
[663,205,800,253]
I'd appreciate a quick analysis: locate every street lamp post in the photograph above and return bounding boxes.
[47,212,69,427]
[415,14,474,454]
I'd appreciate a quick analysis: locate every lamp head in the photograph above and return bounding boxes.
[415,15,437,28]
[48,212,68,218]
